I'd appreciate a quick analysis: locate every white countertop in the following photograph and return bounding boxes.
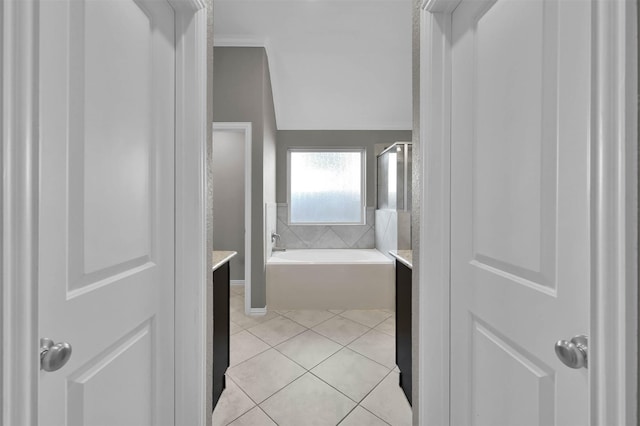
[389,250,413,269]
[212,251,237,272]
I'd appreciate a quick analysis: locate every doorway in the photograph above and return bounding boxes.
[212,122,252,314]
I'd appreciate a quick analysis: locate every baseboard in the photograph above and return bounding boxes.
[230,280,245,286]
[250,306,268,316]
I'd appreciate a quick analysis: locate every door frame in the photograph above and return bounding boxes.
[417,0,638,424]
[212,122,252,315]
[1,0,211,425]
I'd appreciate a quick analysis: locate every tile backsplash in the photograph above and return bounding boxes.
[276,204,375,249]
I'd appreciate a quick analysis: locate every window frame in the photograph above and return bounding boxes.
[287,147,367,226]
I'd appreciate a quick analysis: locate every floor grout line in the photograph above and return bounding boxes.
[255,370,312,411]
[307,366,391,405]
[280,310,338,329]
[220,309,407,426]
[273,340,344,372]
[218,376,257,426]
[227,343,271,369]
[337,309,393,328]
[226,363,305,420]
[255,405,280,426]
[331,345,395,374]
[244,326,307,349]
[354,404,393,426]
[335,405,360,426]
[310,317,374,347]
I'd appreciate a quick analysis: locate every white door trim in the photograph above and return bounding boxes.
[212,122,252,315]
[590,0,637,423]
[417,3,456,424]
[2,2,39,424]
[418,0,638,425]
[1,0,210,425]
[172,0,209,425]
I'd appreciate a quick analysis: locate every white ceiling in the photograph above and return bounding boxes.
[213,0,413,130]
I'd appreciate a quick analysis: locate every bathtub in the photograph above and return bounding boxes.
[266,249,394,310]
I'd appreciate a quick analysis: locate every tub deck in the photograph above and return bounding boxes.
[266,249,394,310]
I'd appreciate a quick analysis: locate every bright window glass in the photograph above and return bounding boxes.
[288,149,365,224]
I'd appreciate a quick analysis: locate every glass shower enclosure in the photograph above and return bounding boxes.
[377,142,412,211]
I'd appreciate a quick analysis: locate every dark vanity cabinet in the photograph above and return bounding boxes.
[212,260,231,410]
[395,258,412,405]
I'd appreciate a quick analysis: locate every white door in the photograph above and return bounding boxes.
[450,0,590,425]
[38,0,176,424]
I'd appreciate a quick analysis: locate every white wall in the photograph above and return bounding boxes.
[212,129,246,280]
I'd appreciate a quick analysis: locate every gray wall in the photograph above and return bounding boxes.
[276,130,412,206]
[262,53,278,307]
[213,47,276,308]
[263,59,277,205]
[212,130,246,281]
[0,0,3,417]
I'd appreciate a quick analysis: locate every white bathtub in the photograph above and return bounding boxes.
[266,249,394,310]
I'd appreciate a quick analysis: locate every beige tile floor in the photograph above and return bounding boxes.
[213,285,412,426]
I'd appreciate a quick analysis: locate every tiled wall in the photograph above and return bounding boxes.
[375,209,412,259]
[275,204,375,249]
[265,203,277,260]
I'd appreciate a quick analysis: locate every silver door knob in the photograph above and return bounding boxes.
[554,335,588,369]
[40,338,72,372]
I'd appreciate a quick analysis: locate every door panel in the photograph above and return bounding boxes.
[451,0,590,424]
[471,0,558,291]
[67,322,154,425]
[471,318,555,426]
[75,0,154,278]
[39,0,176,424]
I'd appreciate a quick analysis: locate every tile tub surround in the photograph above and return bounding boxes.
[265,203,277,260]
[276,204,375,249]
[375,209,411,260]
[266,249,395,310]
[213,285,412,426]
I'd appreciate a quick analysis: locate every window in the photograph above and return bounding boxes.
[288,148,366,224]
